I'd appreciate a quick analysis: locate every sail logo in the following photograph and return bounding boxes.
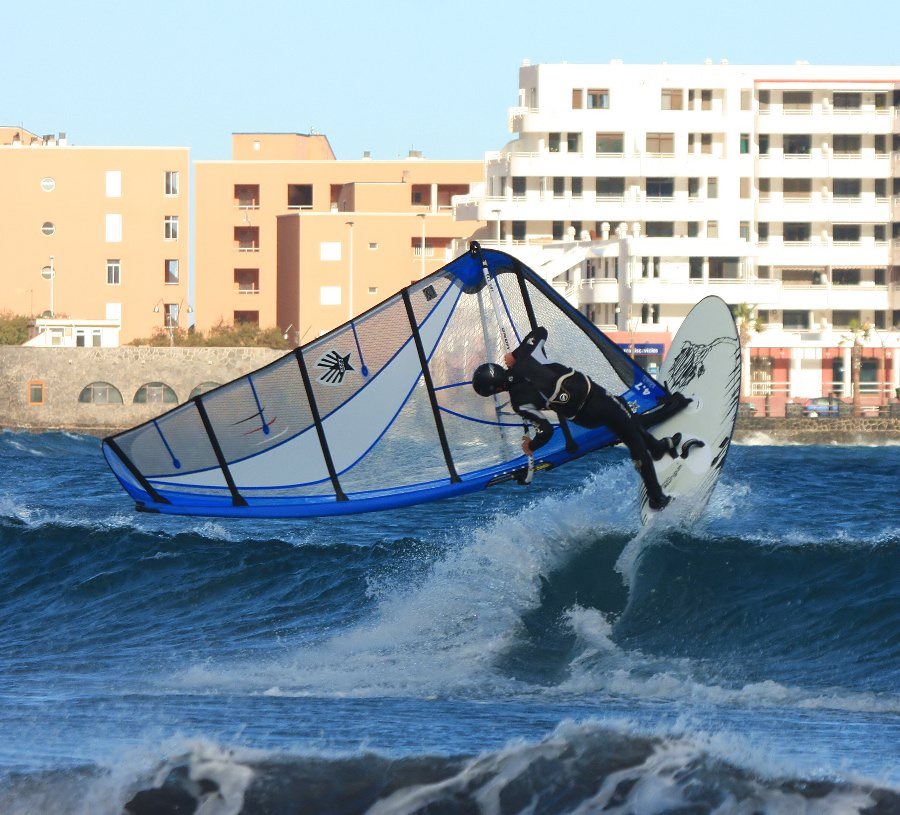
[316,350,354,385]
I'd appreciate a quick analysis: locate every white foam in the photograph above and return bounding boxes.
[178,463,639,697]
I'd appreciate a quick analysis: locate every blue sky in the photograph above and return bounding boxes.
[6,0,899,161]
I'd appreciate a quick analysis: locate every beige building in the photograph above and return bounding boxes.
[194,133,486,343]
[0,127,190,344]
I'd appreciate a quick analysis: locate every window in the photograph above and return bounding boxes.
[707,220,718,238]
[875,134,887,155]
[833,268,860,285]
[75,328,101,348]
[235,226,259,251]
[701,89,712,110]
[784,134,812,155]
[566,133,581,153]
[553,177,565,197]
[189,382,221,399]
[758,90,770,110]
[834,178,861,199]
[646,132,674,154]
[833,92,861,110]
[646,177,674,198]
[833,134,861,155]
[28,381,44,406]
[587,89,609,109]
[552,222,564,240]
[512,176,526,196]
[688,177,700,198]
[549,132,561,152]
[320,286,341,305]
[233,311,259,326]
[783,178,811,199]
[759,134,769,155]
[783,91,812,110]
[234,184,259,208]
[572,88,583,108]
[707,178,718,199]
[134,382,178,404]
[832,310,862,329]
[833,224,861,243]
[78,382,123,404]
[107,259,120,285]
[165,171,179,196]
[687,221,700,237]
[645,222,674,237]
[783,310,810,330]
[758,222,769,242]
[164,215,179,240]
[661,88,683,110]
[740,133,750,154]
[740,177,750,198]
[874,224,886,243]
[571,177,583,197]
[596,177,625,197]
[106,170,122,197]
[287,184,313,208]
[105,214,121,242]
[784,222,811,242]
[165,259,179,284]
[689,133,712,152]
[741,89,751,111]
[163,303,179,327]
[740,221,750,240]
[234,268,259,293]
[596,132,624,154]
[512,221,526,241]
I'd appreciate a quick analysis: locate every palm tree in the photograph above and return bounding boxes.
[733,303,760,398]
[839,319,871,417]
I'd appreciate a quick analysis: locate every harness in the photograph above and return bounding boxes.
[546,370,592,419]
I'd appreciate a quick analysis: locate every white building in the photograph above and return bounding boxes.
[455,60,900,412]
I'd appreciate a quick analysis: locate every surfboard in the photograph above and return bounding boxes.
[640,296,741,525]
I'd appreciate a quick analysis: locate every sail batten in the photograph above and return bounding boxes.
[103,243,670,518]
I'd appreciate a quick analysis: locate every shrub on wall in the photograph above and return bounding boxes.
[0,312,30,345]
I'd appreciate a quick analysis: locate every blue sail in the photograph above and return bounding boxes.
[102,244,669,518]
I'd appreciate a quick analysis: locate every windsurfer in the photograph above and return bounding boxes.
[471,326,697,511]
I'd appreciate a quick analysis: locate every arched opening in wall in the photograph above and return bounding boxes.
[133,382,178,405]
[78,382,124,404]
[189,382,221,399]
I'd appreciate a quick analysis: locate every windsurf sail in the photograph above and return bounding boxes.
[103,243,670,518]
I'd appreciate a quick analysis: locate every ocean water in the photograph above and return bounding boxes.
[1,429,898,814]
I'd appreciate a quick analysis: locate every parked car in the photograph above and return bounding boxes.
[803,396,843,418]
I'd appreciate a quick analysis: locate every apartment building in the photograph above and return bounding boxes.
[0,127,190,345]
[456,61,900,409]
[193,134,485,344]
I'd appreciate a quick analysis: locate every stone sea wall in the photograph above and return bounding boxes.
[1,346,899,443]
[0,346,283,435]
[733,416,899,445]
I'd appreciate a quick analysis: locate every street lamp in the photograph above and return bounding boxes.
[345,221,354,320]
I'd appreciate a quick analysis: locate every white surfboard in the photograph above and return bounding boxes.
[640,296,741,525]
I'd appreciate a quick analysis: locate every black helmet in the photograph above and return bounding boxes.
[472,363,507,397]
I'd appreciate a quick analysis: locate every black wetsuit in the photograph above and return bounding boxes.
[504,327,670,504]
